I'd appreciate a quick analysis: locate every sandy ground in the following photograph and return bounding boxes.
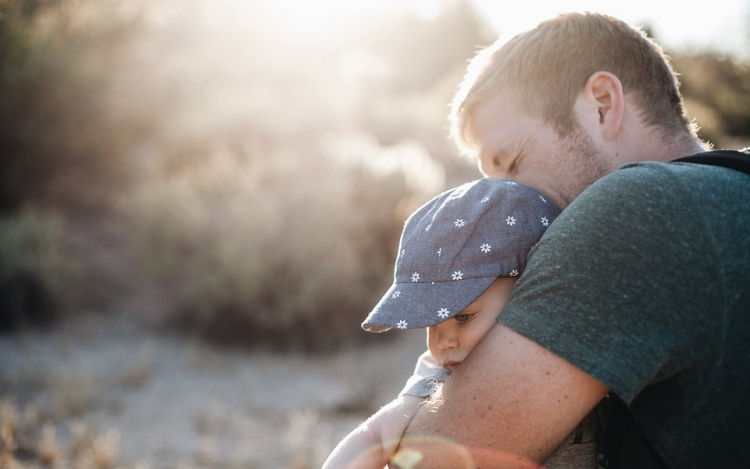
[0,313,427,469]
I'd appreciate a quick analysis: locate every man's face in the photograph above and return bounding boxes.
[467,87,613,209]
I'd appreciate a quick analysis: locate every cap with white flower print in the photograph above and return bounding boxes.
[361,178,560,332]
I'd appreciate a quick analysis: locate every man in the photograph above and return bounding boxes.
[395,12,750,469]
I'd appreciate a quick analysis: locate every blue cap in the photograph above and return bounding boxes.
[362,178,560,332]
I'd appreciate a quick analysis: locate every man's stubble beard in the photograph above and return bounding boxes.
[556,124,613,208]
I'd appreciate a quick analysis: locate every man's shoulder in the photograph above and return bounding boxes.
[569,158,748,215]
[543,159,743,251]
[601,159,717,188]
[561,162,683,221]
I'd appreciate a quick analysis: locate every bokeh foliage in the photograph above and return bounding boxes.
[673,52,750,146]
[0,208,82,329]
[0,0,487,350]
[0,0,152,212]
[1,0,748,350]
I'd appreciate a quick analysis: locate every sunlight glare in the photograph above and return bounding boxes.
[271,0,441,33]
[413,0,442,22]
[272,0,385,32]
[470,0,750,59]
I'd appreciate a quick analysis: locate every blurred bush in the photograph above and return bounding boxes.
[2,0,749,350]
[125,139,431,351]
[672,52,750,147]
[0,209,81,330]
[0,0,153,212]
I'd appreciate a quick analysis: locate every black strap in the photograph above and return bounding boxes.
[670,149,750,175]
[596,395,624,469]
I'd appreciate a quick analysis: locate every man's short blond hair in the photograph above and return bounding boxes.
[450,12,696,156]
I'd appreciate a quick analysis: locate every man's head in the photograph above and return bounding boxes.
[449,13,703,208]
[452,12,694,149]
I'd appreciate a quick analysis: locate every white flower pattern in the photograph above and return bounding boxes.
[382,180,556,334]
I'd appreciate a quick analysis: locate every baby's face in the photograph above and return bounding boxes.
[427,277,517,371]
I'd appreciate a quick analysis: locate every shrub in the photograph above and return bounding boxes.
[672,52,750,147]
[125,136,439,352]
[0,0,153,212]
[0,209,81,330]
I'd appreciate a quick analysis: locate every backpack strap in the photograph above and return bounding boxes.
[596,395,623,469]
[670,149,750,175]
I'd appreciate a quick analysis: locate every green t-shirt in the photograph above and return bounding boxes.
[500,161,750,468]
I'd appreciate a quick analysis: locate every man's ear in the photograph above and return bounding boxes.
[581,71,624,141]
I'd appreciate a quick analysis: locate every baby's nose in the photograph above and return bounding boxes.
[438,328,458,350]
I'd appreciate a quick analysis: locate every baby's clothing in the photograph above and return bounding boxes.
[402,351,598,469]
[400,350,451,396]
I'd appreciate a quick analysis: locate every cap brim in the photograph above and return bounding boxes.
[361,276,497,332]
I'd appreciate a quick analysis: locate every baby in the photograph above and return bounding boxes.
[322,178,597,469]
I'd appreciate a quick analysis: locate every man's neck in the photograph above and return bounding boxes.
[659,133,709,162]
[614,129,707,167]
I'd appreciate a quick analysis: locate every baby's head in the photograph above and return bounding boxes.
[362,178,559,367]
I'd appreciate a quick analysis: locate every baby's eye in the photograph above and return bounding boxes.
[454,313,475,324]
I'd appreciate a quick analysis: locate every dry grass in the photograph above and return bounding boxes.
[287,408,320,469]
[0,399,122,469]
[192,401,225,436]
[0,317,427,469]
[119,344,154,389]
[0,399,19,468]
[38,423,60,466]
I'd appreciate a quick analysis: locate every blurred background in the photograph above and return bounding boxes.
[1,0,749,467]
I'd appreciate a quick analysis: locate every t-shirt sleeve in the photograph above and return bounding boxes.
[399,350,452,397]
[499,163,721,403]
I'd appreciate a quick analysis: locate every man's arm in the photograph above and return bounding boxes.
[396,324,608,469]
[323,394,425,469]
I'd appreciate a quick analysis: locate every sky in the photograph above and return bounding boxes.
[470,0,750,59]
[271,0,750,60]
